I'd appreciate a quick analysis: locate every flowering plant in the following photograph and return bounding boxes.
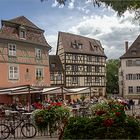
[63,100,140,139]
[32,103,71,135]
[90,100,126,127]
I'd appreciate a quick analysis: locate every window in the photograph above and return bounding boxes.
[8,44,16,56]
[126,74,133,80]
[71,41,77,48]
[94,46,98,51]
[87,56,92,62]
[50,74,55,80]
[131,50,136,55]
[72,54,78,61]
[72,65,78,72]
[51,64,56,70]
[95,77,100,83]
[87,77,92,83]
[20,30,26,39]
[78,44,82,49]
[9,65,19,80]
[126,60,133,66]
[87,66,92,72]
[136,86,140,93]
[135,60,140,66]
[128,86,133,93]
[35,48,42,59]
[57,73,62,80]
[36,68,44,80]
[95,66,100,73]
[95,56,99,62]
[72,77,78,84]
[136,74,140,80]
[66,65,70,71]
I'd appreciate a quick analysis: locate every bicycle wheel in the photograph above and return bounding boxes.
[21,123,37,138]
[0,124,10,139]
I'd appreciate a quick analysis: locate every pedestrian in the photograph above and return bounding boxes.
[129,99,135,110]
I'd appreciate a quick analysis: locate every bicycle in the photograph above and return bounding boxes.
[0,111,37,139]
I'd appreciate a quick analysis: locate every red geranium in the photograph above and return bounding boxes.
[115,112,121,117]
[96,110,106,116]
[103,118,114,127]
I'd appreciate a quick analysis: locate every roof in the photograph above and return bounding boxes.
[57,32,106,57]
[120,35,140,59]
[3,16,42,31]
[0,16,51,48]
[49,55,63,71]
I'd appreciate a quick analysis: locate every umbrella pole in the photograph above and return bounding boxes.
[90,87,91,100]
[61,86,64,101]
[28,85,31,112]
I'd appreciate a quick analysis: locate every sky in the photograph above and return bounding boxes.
[0,0,140,59]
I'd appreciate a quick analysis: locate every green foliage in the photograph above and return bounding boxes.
[106,59,120,94]
[32,105,71,134]
[63,100,140,139]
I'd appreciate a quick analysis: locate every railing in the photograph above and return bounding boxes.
[0,111,58,139]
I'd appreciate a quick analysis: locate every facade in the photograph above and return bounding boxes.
[0,16,51,103]
[56,32,106,97]
[49,55,64,86]
[119,40,140,104]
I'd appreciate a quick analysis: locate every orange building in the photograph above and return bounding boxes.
[0,16,51,103]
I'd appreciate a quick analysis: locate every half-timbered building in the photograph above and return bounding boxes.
[0,16,51,103]
[49,55,64,87]
[56,32,106,97]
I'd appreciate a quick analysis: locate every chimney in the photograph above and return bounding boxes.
[125,41,128,52]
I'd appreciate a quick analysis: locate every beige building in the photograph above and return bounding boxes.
[56,32,107,98]
[119,40,140,104]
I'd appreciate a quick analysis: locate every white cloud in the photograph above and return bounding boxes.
[67,11,139,59]
[51,0,58,7]
[68,0,75,9]
[77,6,90,14]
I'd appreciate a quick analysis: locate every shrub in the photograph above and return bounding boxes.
[63,100,140,139]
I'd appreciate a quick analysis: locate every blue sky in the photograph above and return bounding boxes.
[0,0,140,58]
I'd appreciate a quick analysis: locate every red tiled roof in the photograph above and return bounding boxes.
[120,35,140,59]
[7,16,42,31]
[58,32,106,57]
[0,16,51,48]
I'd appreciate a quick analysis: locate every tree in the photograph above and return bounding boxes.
[41,0,140,20]
[106,59,120,95]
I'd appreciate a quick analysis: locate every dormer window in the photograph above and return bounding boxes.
[19,26,26,39]
[78,43,82,49]
[71,42,77,48]
[94,46,98,51]
[20,30,26,39]
[131,50,136,55]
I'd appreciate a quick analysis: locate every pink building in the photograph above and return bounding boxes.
[0,16,51,103]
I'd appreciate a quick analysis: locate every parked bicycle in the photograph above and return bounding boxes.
[0,111,37,139]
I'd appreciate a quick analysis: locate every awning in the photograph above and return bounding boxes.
[42,87,68,95]
[66,87,90,95]
[0,85,42,95]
